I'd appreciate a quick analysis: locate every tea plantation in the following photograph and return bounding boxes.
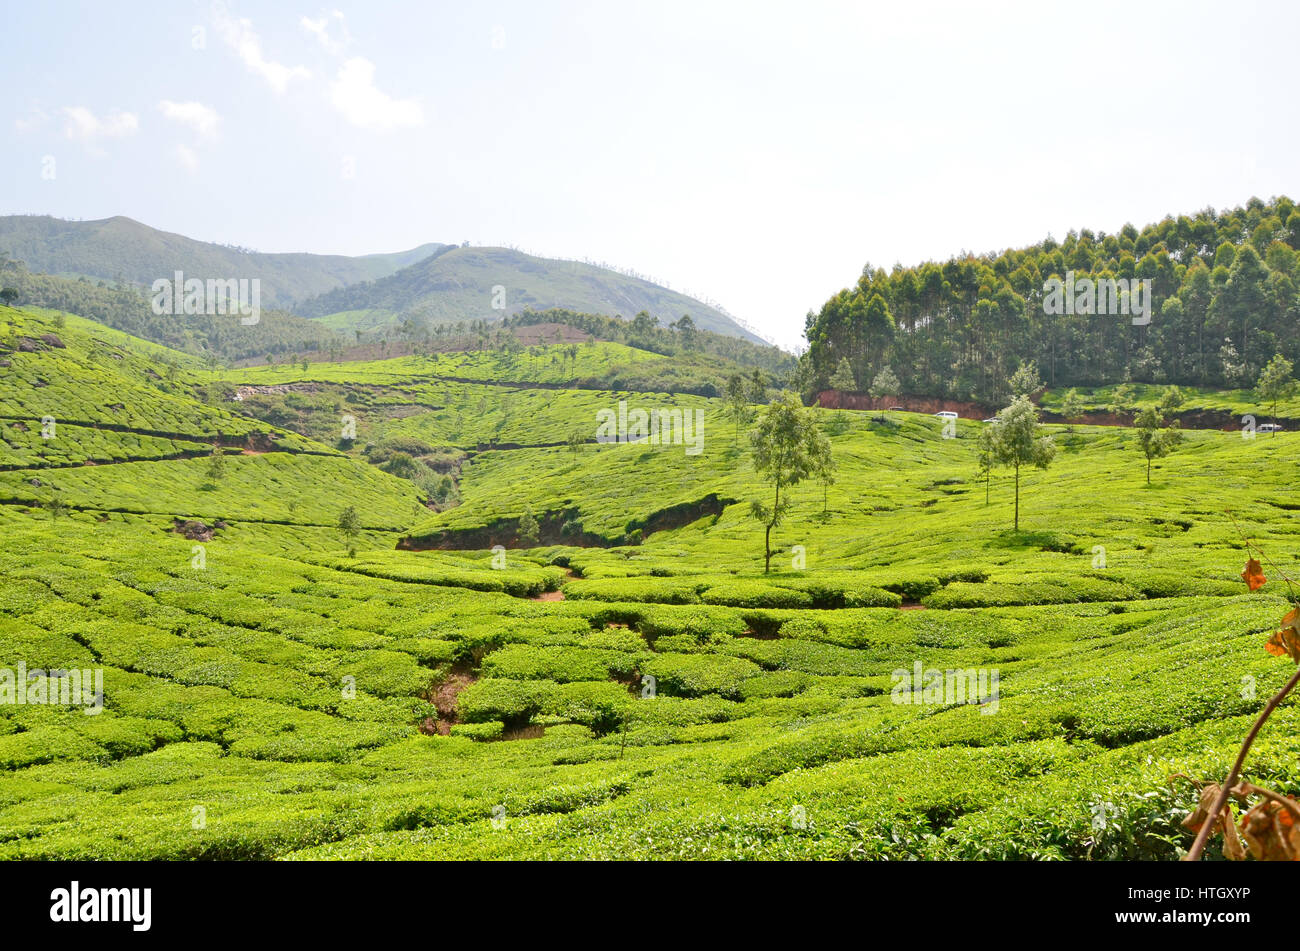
[1,304,1298,860]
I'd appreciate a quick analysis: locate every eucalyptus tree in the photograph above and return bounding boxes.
[749,392,831,572]
[989,396,1055,531]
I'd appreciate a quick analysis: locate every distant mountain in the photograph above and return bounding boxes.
[0,215,443,307]
[0,214,765,346]
[297,245,767,345]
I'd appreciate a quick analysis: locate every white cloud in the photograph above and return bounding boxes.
[61,106,139,142]
[329,57,423,130]
[14,105,50,134]
[212,5,310,94]
[301,10,351,55]
[159,100,221,138]
[173,144,200,172]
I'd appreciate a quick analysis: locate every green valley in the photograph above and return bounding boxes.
[1,289,1296,862]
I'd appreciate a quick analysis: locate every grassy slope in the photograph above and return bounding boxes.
[0,312,1297,860]
[235,341,669,386]
[0,305,422,527]
[405,411,1300,571]
[313,309,400,334]
[1,308,314,449]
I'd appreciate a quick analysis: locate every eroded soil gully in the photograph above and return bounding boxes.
[397,493,734,551]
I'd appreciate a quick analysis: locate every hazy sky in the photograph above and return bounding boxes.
[4,0,1297,350]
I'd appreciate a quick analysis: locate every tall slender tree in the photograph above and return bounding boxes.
[1134,406,1182,484]
[1257,353,1295,434]
[989,396,1055,531]
[749,393,830,572]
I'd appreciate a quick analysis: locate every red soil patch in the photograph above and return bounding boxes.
[815,388,1264,432]
[419,716,448,736]
[531,590,565,602]
[170,518,224,542]
[816,390,994,418]
[419,663,479,736]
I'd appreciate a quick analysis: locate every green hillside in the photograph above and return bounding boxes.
[801,196,1300,406]
[0,215,442,308]
[0,258,341,364]
[298,245,766,344]
[0,216,766,349]
[0,298,1297,862]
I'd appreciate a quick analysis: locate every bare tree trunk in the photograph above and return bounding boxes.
[764,481,781,572]
[1014,463,1020,531]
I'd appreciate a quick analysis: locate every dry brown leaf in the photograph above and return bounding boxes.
[1182,783,1224,834]
[1222,802,1247,861]
[1242,558,1267,591]
[1266,607,1300,663]
[1182,782,1252,859]
[1239,798,1300,861]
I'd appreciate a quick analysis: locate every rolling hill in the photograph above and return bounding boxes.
[0,215,766,347]
[297,245,767,344]
[0,215,443,308]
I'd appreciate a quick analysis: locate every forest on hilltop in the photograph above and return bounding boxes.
[800,196,1300,404]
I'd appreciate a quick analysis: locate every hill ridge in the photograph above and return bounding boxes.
[0,214,763,346]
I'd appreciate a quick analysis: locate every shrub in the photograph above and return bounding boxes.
[634,605,747,642]
[641,653,762,698]
[700,582,814,609]
[878,573,942,602]
[564,577,702,604]
[722,637,878,676]
[481,645,631,683]
[1118,571,1244,599]
[777,616,828,640]
[922,575,1139,609]
[456,679,554,724]
[542,682,631,734]
[450,720,504,741]
[843,587,904,608]
[737,671,814,699]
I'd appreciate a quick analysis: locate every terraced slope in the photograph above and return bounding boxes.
[0,307,420,527]
[230,340,726,395]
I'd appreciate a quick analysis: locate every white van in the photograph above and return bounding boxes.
[934,411,958,420]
